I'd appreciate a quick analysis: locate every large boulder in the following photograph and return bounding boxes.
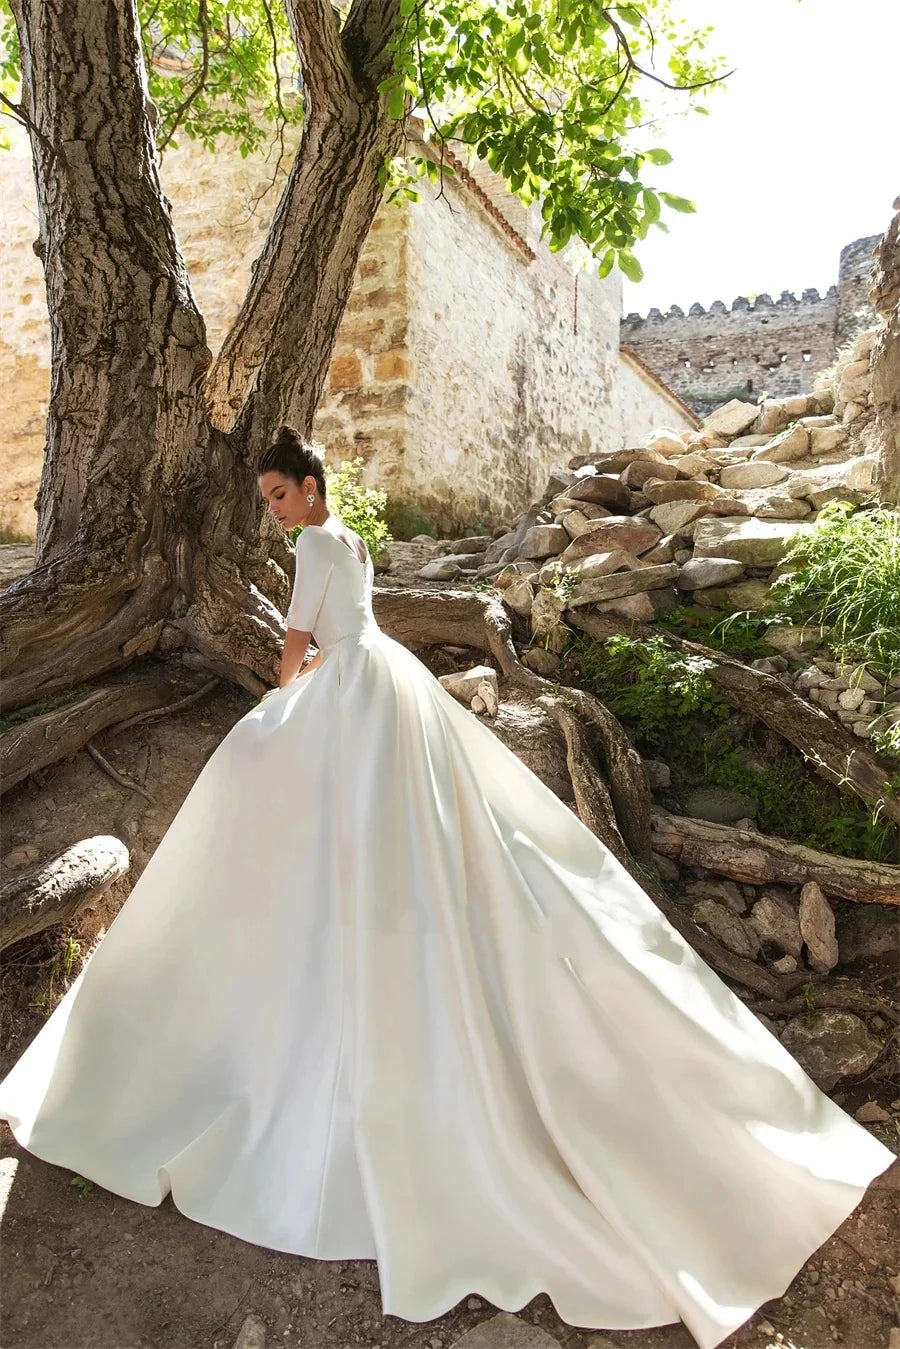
[682,786,758,825]
[566,563,679,608]
[647,500,710,535]
[719,461,789,490]
[519,524,570,558]
[694,578,772,610]
[751,424,810,463]
[701,398,761,439]
[691,900,761,959]
[677,557,745,591]
[780,1011,882,1092]
[799,881,839,974]
[748,893,803,959]
[566,473,632,512]
[692,517,815,566]
[619,458,680,488]
[558,517,662,563]
[643,479,722,505]
[566,549,643,579]
[645,429,688,457]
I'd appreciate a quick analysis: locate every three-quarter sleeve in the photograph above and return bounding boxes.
[286,531,335,633]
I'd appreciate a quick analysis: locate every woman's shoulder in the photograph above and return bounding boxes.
[297,519,362,555]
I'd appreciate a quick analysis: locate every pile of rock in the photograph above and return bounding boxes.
[790,657,900,743]
[405,325,889,731]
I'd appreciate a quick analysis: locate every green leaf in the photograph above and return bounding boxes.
[597,248,616,279]
[617,250,644,283]
[659,191,696,213]
[642,189,660,224]
[645,147,673,165]
[387,84,406,120]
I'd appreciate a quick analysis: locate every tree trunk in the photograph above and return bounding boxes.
[2,0,401,714]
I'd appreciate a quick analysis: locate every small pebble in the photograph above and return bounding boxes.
[467,1298,482,1310]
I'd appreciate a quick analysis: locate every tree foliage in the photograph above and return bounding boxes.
[1,0,723,278]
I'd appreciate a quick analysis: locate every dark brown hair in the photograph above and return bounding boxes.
[256,426,327,500]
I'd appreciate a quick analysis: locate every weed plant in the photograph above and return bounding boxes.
[771,502,900,673]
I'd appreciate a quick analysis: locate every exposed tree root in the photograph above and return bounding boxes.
[567,609,900,825]
[0,549,173,712]
[538,695,629,864]
[1,837,130,951]
[0,673,192,793]
[747,985,900,1026]
[85,743,154,803]
[651,811,900,904]
[373,586,521,675]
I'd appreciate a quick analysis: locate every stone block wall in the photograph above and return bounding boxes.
[837,234,883,345]
[617,349,699,446]
[621,235,881,420]
[394,156,622,530]
[1,121,623,539]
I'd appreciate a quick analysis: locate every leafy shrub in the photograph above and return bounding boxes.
[570,632,730,744]
[771,502,900,673]
[701,742,897,863]
[291,456,392,559]
[656,604,777,661]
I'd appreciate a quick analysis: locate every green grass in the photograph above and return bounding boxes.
[566,630,899,863]
[771,502,900,674]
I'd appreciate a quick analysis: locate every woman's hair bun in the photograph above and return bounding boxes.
[256,427,327,499]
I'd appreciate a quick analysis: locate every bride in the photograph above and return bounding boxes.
[1,426,894,1349]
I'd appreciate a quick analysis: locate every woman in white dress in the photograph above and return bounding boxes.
[0,427,894,1349]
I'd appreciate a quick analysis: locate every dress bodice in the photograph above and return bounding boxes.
[286,520,379,650]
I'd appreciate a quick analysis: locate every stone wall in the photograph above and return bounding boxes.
[396,154,622,530]
[1,121,623,539]
[617,349,699,447]
[867,208,900,503]
[620,235,881,420]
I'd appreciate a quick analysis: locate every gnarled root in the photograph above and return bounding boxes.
[1,836,130,951]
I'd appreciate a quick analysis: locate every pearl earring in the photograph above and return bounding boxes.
[306,494,315,503]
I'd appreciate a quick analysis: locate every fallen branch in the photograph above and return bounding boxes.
[651,810,900,904]
[1,836,130,951]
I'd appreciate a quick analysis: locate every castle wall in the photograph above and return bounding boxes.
[837,234,882,345]
[620,235,881,420]
[618,350,699,445]
[620,290,838,420]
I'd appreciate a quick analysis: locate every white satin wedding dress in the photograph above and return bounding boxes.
[1,516,894,1349]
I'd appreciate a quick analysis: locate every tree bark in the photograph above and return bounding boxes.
[1,837,130,951]
[2,0,403,713]
[869,207,900,504]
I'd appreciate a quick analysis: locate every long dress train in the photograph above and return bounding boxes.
[0,517,894,1349]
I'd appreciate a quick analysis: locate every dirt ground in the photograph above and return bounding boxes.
[2,549,899,1348]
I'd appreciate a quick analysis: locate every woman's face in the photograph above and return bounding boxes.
[258,471,310,530]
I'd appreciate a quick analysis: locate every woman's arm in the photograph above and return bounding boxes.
[280,627,317,687]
